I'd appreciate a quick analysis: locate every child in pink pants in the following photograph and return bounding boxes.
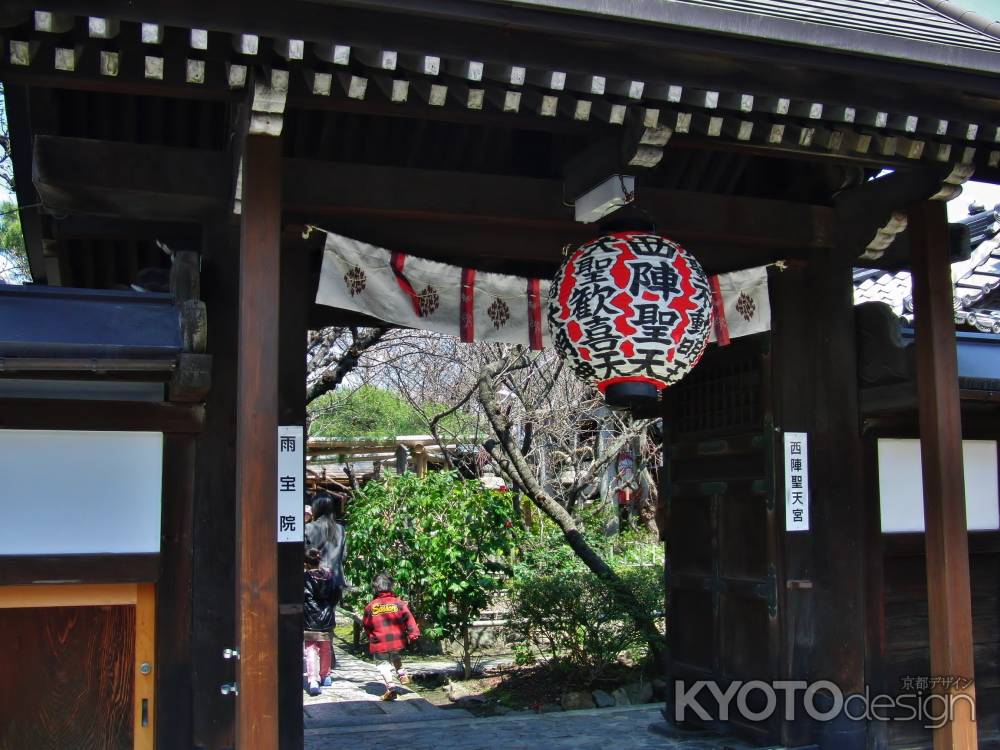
[303,547,336,695]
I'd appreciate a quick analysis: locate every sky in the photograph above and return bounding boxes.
[952,0,1000,20]
[945,1,1000,221]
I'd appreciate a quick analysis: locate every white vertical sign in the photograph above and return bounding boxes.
[784,431,810,532]
[277,425,304,543]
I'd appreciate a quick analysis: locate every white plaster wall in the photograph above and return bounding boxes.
[0,429,162,554]
[878,438,999,533]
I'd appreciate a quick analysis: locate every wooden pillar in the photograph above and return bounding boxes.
[909,200,978,750]
[156,434,195,749]
[395,444,409,474]
[235,134,282,749]
[770,250,866,749]
[277,236,309,749]
[192,221,239,750]
[413,444,429,476]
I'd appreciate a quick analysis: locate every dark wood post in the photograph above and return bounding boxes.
[909,200,978,750]
[191,221,239,750]
[156,434,196,749]
[235,134,282,749]
[770,251,866,748]
[395,444,409,474]
[277,237,310,750]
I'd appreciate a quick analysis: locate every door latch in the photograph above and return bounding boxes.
[220,683,239,696]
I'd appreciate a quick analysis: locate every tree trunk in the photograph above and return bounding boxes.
[462,624,472,680]
[477,361,662,659]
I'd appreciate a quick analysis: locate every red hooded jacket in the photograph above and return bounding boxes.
[362,591,420,655]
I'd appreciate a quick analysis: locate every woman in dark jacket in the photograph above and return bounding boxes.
[304,547,336,696]
[304,493,349,598]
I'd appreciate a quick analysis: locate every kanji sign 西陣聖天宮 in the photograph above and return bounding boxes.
[784,432,810,532]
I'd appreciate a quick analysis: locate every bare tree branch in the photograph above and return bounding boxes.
[476,355,662,654]
[306,326,390,404]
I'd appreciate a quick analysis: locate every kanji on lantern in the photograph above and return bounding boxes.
[548,230,712,406]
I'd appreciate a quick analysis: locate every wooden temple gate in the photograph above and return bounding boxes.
[0,2,999,749]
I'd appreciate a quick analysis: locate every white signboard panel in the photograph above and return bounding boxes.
[878,439,999,533]
[0,429,163,555]
[784,431,810,532]
[277,425,304,543]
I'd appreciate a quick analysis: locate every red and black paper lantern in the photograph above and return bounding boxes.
[548,229,712,407]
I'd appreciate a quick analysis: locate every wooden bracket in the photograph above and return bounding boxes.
[168,352,212,403]
[563,106,673,202]
[834,167,972,266]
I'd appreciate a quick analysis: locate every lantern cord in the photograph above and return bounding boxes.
[618,174,636,205]
[561,184,574,208]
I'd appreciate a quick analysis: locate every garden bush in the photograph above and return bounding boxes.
[344,470,521,676]
[506,531,663,680]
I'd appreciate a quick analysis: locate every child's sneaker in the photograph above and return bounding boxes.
[321,675,334,687]
[307,681,321,697]
[380,689,398,701]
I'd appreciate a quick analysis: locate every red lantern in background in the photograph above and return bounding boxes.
[548,229,712,407]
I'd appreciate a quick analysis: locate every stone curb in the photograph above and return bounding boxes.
[306,704,664,736]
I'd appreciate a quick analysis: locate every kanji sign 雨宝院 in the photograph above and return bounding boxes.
[277,425,304,542]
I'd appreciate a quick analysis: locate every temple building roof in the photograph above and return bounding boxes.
[854,201,1000,332]
[507,0,1000,70]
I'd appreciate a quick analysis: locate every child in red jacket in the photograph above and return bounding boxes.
[362,573,420,701]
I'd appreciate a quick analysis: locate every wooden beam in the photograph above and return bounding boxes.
[0,582,138,608]
[36,137,836,262]
[0,553,159,585]
[30,136,835,253]
[234,134,281,750]
[0,398,204,433]
[32,135,226,220]
[50,215,202,243]
[908,199,978,750]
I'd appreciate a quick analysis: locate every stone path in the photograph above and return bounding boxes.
[306,704,782,750]
[304,646,783,750]
[303,646,473,725]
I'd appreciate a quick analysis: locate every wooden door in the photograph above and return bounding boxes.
[663,335,783,742]
[0,583,155,750]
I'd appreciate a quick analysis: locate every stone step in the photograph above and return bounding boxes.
[308,704,664,738]
[305,699,474,731]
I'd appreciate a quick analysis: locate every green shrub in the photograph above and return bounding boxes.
[344,471,521,674]
[506,532,663,679]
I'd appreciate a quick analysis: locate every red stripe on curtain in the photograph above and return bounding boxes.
[527,278,543,350]
[390,251,423,317]
[460,267,476,343]
[709,275,730,347]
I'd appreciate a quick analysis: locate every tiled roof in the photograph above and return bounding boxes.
[515,0,1000,72]
[854,271,914,317]
[667,0,1000,52]
[854,205,1000,333]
